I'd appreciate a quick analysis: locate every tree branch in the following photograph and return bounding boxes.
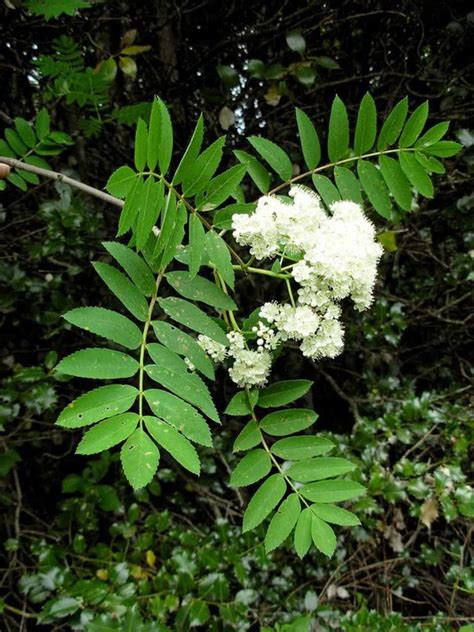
[0,156,124,208]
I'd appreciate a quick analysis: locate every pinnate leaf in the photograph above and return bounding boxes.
[63,307,142,349]
[56,348,139,379]
[229,449,271,487]
[57,385,138,428]
[121,427,160,489]
[76,413,138,455]
[144,416,200,475]
[265,493,301,553]
[242,474,286,533]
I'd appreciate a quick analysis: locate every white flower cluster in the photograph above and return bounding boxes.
[232,186,383,361]
[197,332,272,389]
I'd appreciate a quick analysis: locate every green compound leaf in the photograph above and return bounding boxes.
[311,503,361,526]
[121,427,160,490]
[145,389,212,447]
[105,166,137,199]
[248,136,293,181]
[229,449,272,487]
[118,176,144,237]
[225,390,258,416]
[147,343,190,373]
[145,364,219,423]
[242,474,286,533]
[63,307,142,350]
[76,412,139,455]
[144,416,200,475]
[271,436,335,460]
[56,348,139,379]
[166,271,236,311]
[399,101,429,147]
[233,419,262,452]
[174,114,204,184]
[287,457,357,483]
[260,408,317,436]
[294,507,312,559]
[265,493,301,553]
[295,108,321,170]
[334,166,363,204]
[14,117,37,148]
[423,140,462,157]
[57,384,138,428]
[377,96,408,150]
[354,92,377,155]
[312,174,341,208]
[415,121,450,148]
[204,164,247,208]
[328,95,349,162]
[136,176,164,250]
[152,320,214,380]
[300,479,365,503]
[205,231,235,290]
[35,108,50,140]
[25,0,91,20]
[103,241,156,297]
[93,261,149,321]
[258,379,313,408]
[311,514,337,557]
[183,136,226,197]
[188,214,205,279]
[233,149,270,194]
[357,159,392,219]
[134,118,148,172]
[160,201,187,269]
[379,155,412,211]
[399,152,433,197]
[147,97,173,174]
[158,297,229,346]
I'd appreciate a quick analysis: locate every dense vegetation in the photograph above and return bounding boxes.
[0,1,472,630]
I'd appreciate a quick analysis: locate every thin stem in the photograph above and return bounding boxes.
[232,264,291,279]
[267,146,417,195]
[0,156,123,207]
[137,271,164,421]
[245,388,311,510]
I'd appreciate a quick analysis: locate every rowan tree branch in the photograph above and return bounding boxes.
[0,156,124,208]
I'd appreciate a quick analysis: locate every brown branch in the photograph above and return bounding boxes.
[0,156,123,208]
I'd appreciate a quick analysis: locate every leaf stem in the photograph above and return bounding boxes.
[137,271,164,422]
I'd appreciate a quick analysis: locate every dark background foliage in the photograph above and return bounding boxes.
[0,1,472,630]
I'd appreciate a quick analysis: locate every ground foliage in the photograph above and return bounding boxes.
[0,1,473,630]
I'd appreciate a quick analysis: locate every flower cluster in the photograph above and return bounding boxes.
[198,332,272,389]
[233,186,383,362]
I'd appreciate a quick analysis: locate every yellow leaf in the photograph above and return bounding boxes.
[146,549,156,568]
[131,564,147,579]
[121,29,137,48]
[119,56,137,79]
[377,231,397,252]
[264,84,281,107]
[420,497,439,529]
[96,569,109,581]
[120,45,152,56]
